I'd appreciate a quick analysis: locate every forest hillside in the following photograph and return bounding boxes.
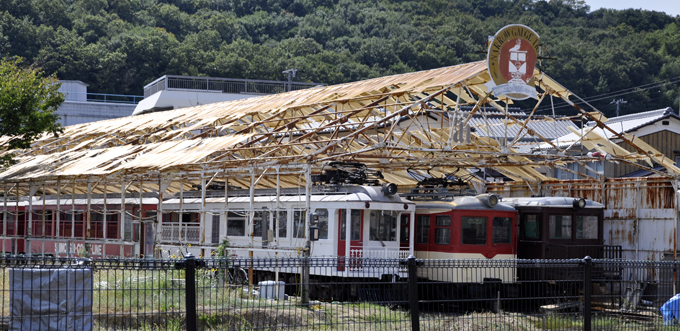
[1,0,679,115]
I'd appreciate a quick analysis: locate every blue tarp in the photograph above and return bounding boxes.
[661,293,680,325]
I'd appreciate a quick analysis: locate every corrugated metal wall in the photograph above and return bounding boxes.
[607,130,680,177]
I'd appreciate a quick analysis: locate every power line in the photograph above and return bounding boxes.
[525,75,680,114]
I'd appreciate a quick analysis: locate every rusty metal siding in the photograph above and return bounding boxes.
[611,131,680,177]
[488,177,678,261]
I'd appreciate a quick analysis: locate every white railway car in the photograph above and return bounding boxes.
[156,185,416,280]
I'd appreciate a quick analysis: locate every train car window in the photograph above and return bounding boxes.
[211,214,220,244]
[315,209,329,239]
[339,210,361,240]
[549,215,572,239]
[276,211,287,238]
[576,215,598,239]
[400,214,409,243]
[492,217,512,244]
[369,210,397,241]
[434,215,451,245]
[90,212,104,238]
[461,216,487,245]
[435,228,450,244]
[435,215,451,226]
[253,211,270,238]
[123,213,131,241]
[293,210,305,238]
[523,214,539,239]
[339,210,346,240]
[106,214,118,239]
[227,211,246,236]
[350,210,361,240]
[416,215,430,244]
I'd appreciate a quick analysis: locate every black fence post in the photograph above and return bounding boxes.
[584,256,592,331]
[407,255,420,331]
[176,253,198,331]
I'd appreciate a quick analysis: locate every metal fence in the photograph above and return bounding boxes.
[144,75,324,98]
[1,255,678,330]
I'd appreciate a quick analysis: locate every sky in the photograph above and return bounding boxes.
[584,0,680,17]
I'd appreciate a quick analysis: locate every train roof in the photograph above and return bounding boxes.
[164,186,412,205]
[2,197,160,207]
[413,196,516,212]
[501,197,604,209]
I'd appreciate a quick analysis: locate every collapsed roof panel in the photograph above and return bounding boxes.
[0,60,677,195]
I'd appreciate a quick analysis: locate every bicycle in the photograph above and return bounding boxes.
[228,267,249,285]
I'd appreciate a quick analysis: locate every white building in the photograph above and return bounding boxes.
[56,81,139,126]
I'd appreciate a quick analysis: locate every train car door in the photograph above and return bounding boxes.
[399,214,410,250]
[337,209,362,271]
[141,222,155,258]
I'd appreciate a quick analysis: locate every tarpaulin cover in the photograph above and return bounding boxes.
[661,293,680,325]
[9,268,93,331]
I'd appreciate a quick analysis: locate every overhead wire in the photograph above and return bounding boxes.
[527,75,680,114]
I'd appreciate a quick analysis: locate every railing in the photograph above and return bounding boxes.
[0,256,676,331]
[63,92,144,104]
[351,248,411,259]
[143,75,324,98]
[160,224,201,243]
[546,244,623,260]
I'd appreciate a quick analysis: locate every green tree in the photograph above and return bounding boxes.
[0,58,63,166]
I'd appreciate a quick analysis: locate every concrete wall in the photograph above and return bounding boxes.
[55,101,136,127]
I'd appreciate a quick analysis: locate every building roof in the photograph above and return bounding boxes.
[1,60,679,197]
[537,107,677,150]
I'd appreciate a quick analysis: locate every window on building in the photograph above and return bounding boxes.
[556,162,579,180]
[586,160,605,177]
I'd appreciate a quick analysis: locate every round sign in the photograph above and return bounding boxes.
[487,24,540,100]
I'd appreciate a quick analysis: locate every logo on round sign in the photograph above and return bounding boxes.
[486,24,540,100]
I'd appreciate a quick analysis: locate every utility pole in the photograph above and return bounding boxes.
[611,99,627,117]
[282,69,298,92]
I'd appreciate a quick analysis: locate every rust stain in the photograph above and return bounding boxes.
[627,230,634,245]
